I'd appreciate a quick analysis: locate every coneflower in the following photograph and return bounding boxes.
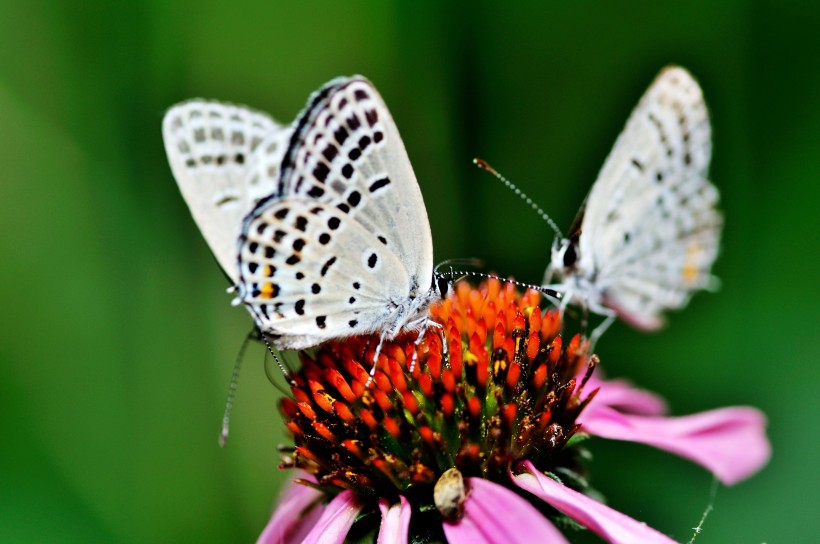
[258,280,769,543]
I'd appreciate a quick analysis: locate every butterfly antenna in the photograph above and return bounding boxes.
[434,258,484,273]
[219,330,254,448]
[261,335,296,387]
[473,158,563,239]
[443,269,562,305]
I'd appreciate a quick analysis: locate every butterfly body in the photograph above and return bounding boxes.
[544,66,722,335]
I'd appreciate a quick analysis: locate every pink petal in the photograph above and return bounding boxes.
[585,376,668,416]
[514,461,676,544]
[443,477,568,544]
[377,496,411,544]
[581,405,770,485]
[257,478,325,544]
[300,490,364,544]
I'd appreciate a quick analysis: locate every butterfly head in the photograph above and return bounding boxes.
[433,272,453,299]
[550,236,578,277]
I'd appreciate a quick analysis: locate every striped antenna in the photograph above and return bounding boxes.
[473,158,563,239]
[437,269,562,306]
[219,330,253,448]
[219,331,294,447]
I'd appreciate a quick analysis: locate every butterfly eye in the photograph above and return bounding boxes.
[436,275,451,298]
[562,241,577,268]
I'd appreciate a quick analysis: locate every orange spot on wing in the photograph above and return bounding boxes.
[682,244,701,285]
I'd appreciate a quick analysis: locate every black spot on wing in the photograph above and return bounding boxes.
[321,144,338,162]
[334,126,349,145]
[358,135,371,151]
[321,256,336,276]
[313,163,330,183]
[369,177,391,193]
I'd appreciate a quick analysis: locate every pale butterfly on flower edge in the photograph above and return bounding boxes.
[542,66,723,347]
[232,76,447,374]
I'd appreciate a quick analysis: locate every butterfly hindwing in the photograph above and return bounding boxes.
[239,199,413,348]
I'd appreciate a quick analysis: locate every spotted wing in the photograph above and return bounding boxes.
[162,100,292,281]
[577,66,722,329]
[237,77,434,345]
[239,200,416,348]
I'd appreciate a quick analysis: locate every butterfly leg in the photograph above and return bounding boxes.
[558,287,573,317]
[587,304,617,353]
[366,333,388,386]
[407,316,444,373]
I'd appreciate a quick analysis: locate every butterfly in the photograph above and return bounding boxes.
[543,66,723,345]
[163,77,444,371]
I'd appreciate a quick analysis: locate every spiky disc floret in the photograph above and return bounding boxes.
[279,279,598,510]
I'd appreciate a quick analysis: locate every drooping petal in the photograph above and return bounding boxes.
[257,478,325,544]
[300,490,364,544]
[443,477,568,544]
[514,462,676,544]
[585,376,668,416]
[580,405,770,485]
[377,495,411,544]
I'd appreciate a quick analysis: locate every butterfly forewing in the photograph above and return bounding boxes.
[162,101,291,280]
[574,66,722,329]
[237,77,435,347]
[277,78,434,286]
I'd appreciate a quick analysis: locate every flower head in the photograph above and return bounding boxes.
[261,280,769,544]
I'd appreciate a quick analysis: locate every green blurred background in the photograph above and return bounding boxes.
[1,1,818,542]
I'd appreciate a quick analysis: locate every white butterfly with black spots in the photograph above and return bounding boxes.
[544,66,722,345]
[164,77,443,371]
